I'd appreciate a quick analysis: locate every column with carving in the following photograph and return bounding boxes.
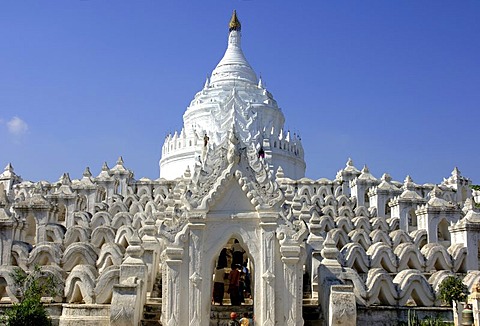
[188,222,205,326]
[163,247,184,326]
[260,214,277,326]
[141,215,160,294]
[278,220,308,326]
[280,245,303,325]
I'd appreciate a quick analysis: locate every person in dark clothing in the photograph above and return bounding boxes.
[243,262,251,298]
[228,264,242,305]
[218,248,228,269]
[231,239,245,268]
[212,266,226,305]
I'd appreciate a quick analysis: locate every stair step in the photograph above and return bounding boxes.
[141,321,161,326]
[210,305,254,325]
[142,302,163,325]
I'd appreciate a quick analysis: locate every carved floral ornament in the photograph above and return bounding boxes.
[262,270,275,284]
[277,219,308,247]
[189,272,202,287]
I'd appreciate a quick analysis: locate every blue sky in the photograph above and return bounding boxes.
[1,1,479,185]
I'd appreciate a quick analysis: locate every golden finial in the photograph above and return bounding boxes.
[229,10,241,32]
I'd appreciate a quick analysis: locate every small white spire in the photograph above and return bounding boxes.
[381,173,392,183]
[4,163,13,173]
[59,173,72,185]
[452,167,461,177]
[83,167,92,178]
[102,162,109,171]
[116,156,124,166]
[361,165,369,174]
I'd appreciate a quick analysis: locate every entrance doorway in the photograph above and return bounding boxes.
[211,237,254,307]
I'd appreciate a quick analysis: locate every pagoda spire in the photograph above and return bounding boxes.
[229,10,241,32]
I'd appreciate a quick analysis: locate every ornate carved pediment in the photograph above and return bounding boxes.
[184,129,283,211]
[158,128,285,241]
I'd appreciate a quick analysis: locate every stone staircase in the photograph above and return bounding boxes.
[303,300,323,326]
[210,305,254,326]
[141,299,322,325]
[142,299,162,326]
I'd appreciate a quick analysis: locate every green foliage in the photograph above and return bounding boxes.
[438,275,469,306]
[421,316,449,326]
[407,309,419,326]
[400,310,451,326]
[470,185,480,191]
[1,266,59,326]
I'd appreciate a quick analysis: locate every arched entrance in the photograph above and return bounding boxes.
[210,237,255,307]
[201,225,261,321]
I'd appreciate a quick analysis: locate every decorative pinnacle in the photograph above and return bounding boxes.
[229,10,241,32]
[4,163,13,172]
[83,167,92,178]
[116,156,124,166]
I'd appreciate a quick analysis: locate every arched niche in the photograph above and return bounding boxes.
[210,236,255,307]
[57,203,66,224]
[25,213,37,245]
[437,218,451,247]
[408,208,418,233]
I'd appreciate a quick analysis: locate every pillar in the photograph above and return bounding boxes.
[260,217,277,326]
[188,222,205,326]
[162,247,184,326]
[280,244,304,325]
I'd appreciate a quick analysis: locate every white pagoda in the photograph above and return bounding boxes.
[160,11,306,180]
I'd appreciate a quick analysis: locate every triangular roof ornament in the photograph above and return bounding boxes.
[4,163,13,173]
[452,167,461,177]
[258,76,263,88]
[59,173,72,185]
[83,167,92,178]
[431,185,441,199]
[276,166,285,179]
[361,165,370,174]
[184,166,191,179]
[381,173,392,183]
[116,156,124,166]
[404,175,413,184]
[404,175,415,190]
